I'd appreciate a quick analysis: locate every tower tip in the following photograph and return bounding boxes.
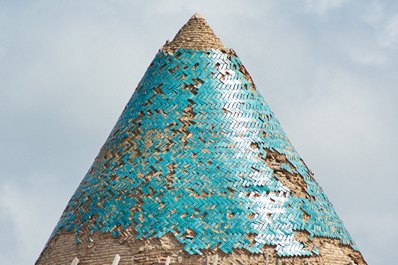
[162,13,225,52]
[192,12,204,19]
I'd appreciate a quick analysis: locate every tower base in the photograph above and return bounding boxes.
[36,232,366,265]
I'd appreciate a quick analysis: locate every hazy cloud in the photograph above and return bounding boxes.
[304,0,348,14]
[380,14,398,47]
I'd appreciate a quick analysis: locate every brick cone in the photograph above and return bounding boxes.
[36,13,367,265]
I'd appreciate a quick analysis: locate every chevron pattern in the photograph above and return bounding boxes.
[51,49,356,257]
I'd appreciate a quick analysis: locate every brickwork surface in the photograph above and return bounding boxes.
[162,13,225,52]
[37,232,365,265]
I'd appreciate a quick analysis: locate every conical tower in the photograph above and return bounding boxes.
[36,14,366,265]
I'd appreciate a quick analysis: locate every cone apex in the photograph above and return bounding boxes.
[192,12,204,19]
[162,13,225,52]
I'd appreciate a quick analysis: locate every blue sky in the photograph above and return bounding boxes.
[1,1,397,264]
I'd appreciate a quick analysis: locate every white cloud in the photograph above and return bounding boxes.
[363,3,398,48]
[304,0,348,14]
[0,175,67,265]
[349,50,387,65]
[380,14,398,47]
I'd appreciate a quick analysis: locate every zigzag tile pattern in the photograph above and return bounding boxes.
[51,49,356,257]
